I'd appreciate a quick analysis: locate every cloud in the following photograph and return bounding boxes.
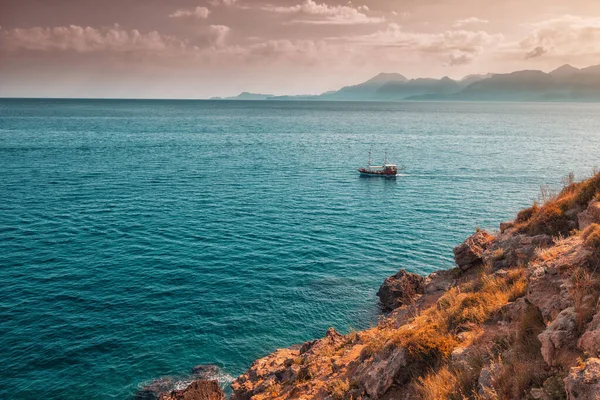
[344,23,502,55]
[448,53,474,65]
[208,0,237,6]
[207,25,230,47]
[524,46,546,59]
[261,0,384,25]
[453,17,489,28]
[169,6,211,19]
[0,25,181,53]
[519,15,600,58]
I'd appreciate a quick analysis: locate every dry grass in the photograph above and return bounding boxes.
[514,171,600,237]
[326,379,350,400]
[370,269,528,374]
[570,267,600,333]
[415,366,461,400]
[582,223,600,270]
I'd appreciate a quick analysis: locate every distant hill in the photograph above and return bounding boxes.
[319,73,408,100]
[214,63,600,102]
[212,92,275,100]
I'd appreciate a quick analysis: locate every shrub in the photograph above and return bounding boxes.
[570,267,600,333]
[327,379,350,400]
[516,204,539,223]
[526,203,573,237]
[415,366,460,400]
[582,223,600,250]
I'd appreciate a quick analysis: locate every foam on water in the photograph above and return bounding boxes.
[1,99,600,399]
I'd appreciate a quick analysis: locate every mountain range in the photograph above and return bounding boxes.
[217,64,600,102]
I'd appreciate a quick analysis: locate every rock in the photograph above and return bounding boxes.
[423,269,456,295]
[538,308,578,367]
[500,221,514,233]
[528,264,573,323]
[377,269,425,311]
[478,361,501,395]
[579,306,600,357]
[158,380,225,400]
[453,230,495,271]
[231,347,298,399]
[300,327,344,355]
[578,200,600,231]
[353,344,408,398]
[564,358,600,400]
[191,365,221,380]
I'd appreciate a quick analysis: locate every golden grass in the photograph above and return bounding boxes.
[326,379,350,400]
[415,366,461,400]
[514,171,600,237]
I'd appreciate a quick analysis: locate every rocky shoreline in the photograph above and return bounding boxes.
[145,173,600,399]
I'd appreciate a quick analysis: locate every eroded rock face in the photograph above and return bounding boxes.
[578,200,600,231]
[539,307,578,367]
[377,269,425,311]
[353,344,408,398]
[528,264,574,323]
[231,347,299,399]
[564,358,600,400]
[454,230,495,271]
[300,327,344,355]
[579,305,600,357]
[158,380,224,400]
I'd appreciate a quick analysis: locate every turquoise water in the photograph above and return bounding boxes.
[1,99,599,399]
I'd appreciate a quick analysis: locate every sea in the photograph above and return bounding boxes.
[1,99,599,399]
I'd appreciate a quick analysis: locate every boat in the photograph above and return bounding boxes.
[358,151,400,177]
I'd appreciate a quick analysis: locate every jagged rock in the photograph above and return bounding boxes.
[539,308,579,367]
[300,327,344,355]
[158,380,224,400]
[422,269,456,295]
[231,347,298,399]
[564,358,600,400]
[353,344,408,398]
[483,233,553,270]
[453,230,495,271]
[377,269,425,310]
[500,221,515,233]
[578,200,600,230]
[579,305,600,357]
[528,263,574,323]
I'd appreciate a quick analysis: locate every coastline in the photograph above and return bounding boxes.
[147,171,600,400]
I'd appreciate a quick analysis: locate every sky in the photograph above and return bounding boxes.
[1,0,600,98]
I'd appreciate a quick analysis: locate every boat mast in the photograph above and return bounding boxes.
[384,151,388,165]
[368,149,372,168]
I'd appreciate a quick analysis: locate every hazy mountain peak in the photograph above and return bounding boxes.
[550,64,580,77]
[365,72,408,84]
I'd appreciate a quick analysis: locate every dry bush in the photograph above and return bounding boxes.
[390,270,527,373]
[582,223,600,270]
[526,203,573,237]
[570,267,600,333]
[327,379,350,400]
[515,304,545,355]
[415,366,461,400]
[516,204,539,223]
[514,171,600,237]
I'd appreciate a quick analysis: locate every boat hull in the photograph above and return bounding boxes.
[358,170,397,177]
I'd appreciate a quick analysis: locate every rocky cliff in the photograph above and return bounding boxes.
[159,172,600,399]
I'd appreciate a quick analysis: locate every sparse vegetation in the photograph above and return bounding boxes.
[570,267,600,333]
[326,379,350,400]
